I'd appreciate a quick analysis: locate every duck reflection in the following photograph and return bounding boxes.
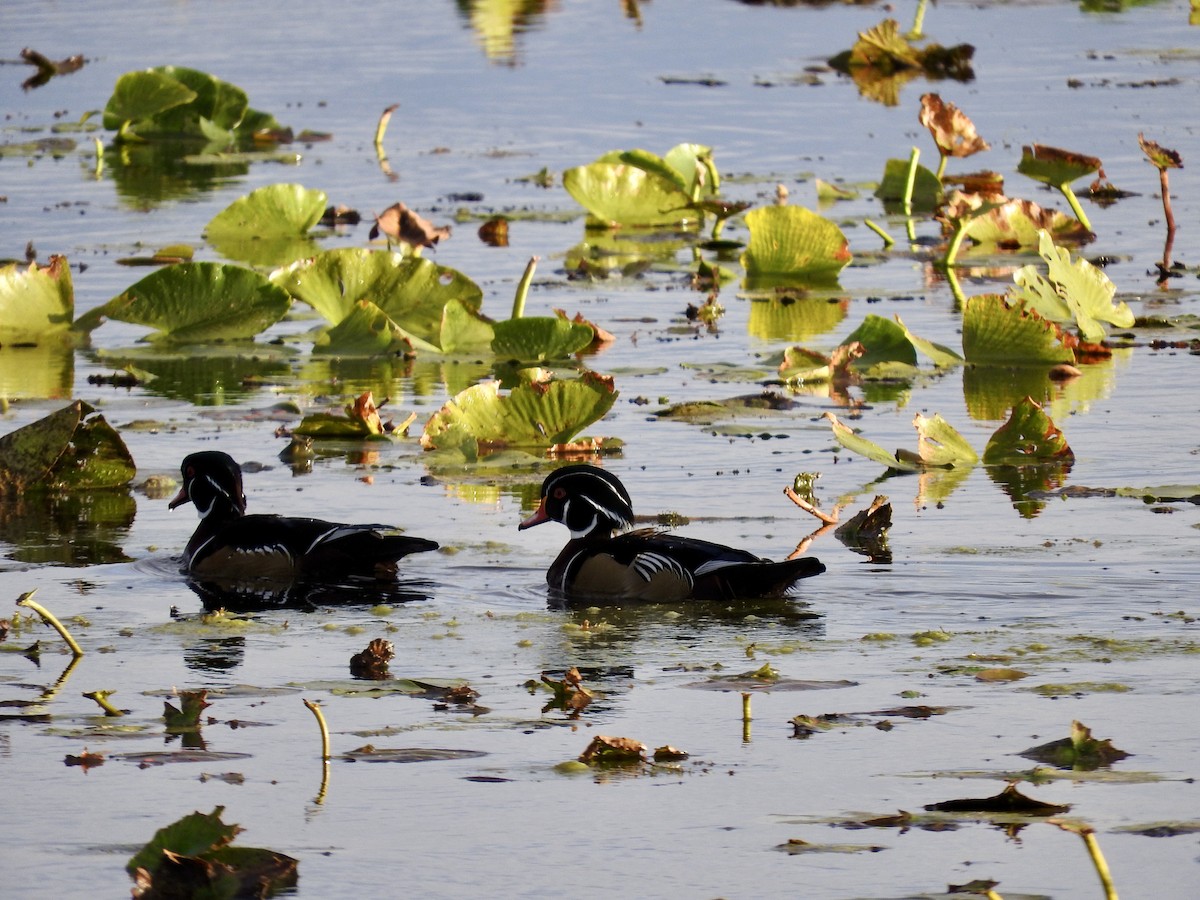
[184,574,432,613]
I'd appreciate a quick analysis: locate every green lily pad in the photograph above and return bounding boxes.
[1011,230,1134,343]
[420,371,618,459]
[492,317,594,363]
[206,183,327,266]
[874,157,943,211]
[273,248,482,351]
[841,315,919,370]
[961,294,1076,366]
[740,206,851,285]
[0,400,135,496]
[313,300,415,356]
[440,298,496,354]
[564,162,695,228]
[81,262,292,342]
[825,410,976,472]
[0,256,74,343]
[103,69,198,135]
[946,195,1091,250]
[1017,144,1101,188]
[982,396,1073,464]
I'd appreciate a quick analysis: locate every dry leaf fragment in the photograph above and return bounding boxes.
[578,735,647,765]
[370,201,452,249]
[919,93,990,159]
[350,638,394,680]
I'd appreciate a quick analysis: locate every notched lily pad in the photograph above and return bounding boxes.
[961,294,1077,367]
[126,806,297,899]
[563,143,717,228]
[420,371,618,459]
[79,262,292,342]
[982,396,1073,464]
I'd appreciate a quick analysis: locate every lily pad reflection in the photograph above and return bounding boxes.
[89,346,294,405]
[0,490,135,565]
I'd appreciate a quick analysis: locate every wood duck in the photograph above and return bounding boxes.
[519,464,825,602]
[169,451,438,583]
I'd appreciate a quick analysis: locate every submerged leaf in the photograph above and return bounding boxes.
[824,410,976,472]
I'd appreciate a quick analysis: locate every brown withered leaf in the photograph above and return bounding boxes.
[540,666,594,716]
[346,391,385,435]
[64,748,105,771]
[924,782,1069,816]
[350,638,394,680]
[652,745,689,762]
[320,205,361,226]
[554,308,615,348]
[579,735,647,765]
[20,47,85,90]
[919,93,990,159]
[944,170,1005,197]
[478,216,510,247]
[1018,719,1131,770]
[164,690,211,732]
[974,667,1029,683]
[370,201,451,249]
[1138,133,1183,170]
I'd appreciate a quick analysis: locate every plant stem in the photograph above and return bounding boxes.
[864,219,894,248]
[1058,183,1093,233]
[935,154,947,181]
[374,103,397,151]
[909,0,928,39]
[83,690,124,717]
[943,219,971,270]
[944,265,967,310]
[902,147,920,214]
[1081,828,1119,900]
[1159,168,1176,235]
[18,591,84,657]
[92,138,104,179]
[511,256,539,319]
[304,698,331,760]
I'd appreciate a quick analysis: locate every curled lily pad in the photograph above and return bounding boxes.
[1011,230,1134,343]
[740,206,851,286]
[1,255,74,343]
[1017,144,1101,231]
[874,158,943,211]
[940,193,1091,250]
[103,69,198,138]
[0,400,135,496]
[824,410,977,472]
[273,248,483,352]
[420,371,618,459]
[80,262,292,342]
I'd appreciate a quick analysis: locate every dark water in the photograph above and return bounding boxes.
[2,1,1199,897]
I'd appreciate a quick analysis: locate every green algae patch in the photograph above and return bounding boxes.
[1027,682,1131,697]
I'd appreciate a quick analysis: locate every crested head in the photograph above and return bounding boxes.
[169,450,247,520]
[519,464,634,539]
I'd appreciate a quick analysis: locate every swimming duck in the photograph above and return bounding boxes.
[170,451,437,583]
[519,464,824,602]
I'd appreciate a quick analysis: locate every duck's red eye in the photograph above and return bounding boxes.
[552,486,566,500]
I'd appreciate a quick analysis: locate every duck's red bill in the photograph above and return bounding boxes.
[518,501,549,530]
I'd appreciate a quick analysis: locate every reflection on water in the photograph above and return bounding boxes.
[0,342,73,400]
[106,142,250,208]
[185,574,433,612]
[89,346,295,406]
[0,490,135,566]
[456,0,556,65]
[747,296,849,342]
